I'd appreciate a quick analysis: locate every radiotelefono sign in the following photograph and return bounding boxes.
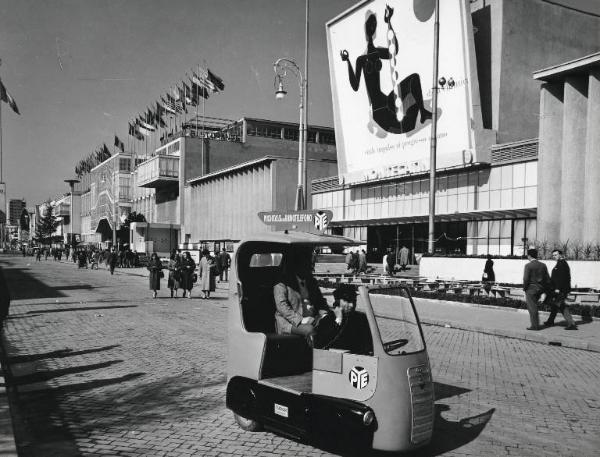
[258,210,333,233]
[327,0,484,184]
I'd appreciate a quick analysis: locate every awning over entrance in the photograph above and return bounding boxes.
[95,218,115,241]
[330,208,537,227]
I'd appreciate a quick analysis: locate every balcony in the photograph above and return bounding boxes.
[136,155,180,188]
[54,203,70,217]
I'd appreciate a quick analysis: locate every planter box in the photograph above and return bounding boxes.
[420,257,600,289]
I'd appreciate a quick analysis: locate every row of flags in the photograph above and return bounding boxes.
[75,144,112,177]
[73,64,225,177]
[127,65,225,141]
[0,78,20,115]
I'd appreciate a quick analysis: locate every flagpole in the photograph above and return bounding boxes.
[195,74,199,137]
[199,64,205,163]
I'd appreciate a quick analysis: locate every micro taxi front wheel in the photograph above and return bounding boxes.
[233,413,263,432]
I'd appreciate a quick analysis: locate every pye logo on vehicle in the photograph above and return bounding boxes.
[349,366,369,389]
[274,403,289,418]
[313,211,329,231]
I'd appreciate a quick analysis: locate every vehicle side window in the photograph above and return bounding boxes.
[249,253,283,267]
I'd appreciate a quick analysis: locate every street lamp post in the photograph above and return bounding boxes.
[64,178,79,246]
[273,58,307,211]
[428,0,440,254]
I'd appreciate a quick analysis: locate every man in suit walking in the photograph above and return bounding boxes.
[544,249,577,330]
[523,248,550,330]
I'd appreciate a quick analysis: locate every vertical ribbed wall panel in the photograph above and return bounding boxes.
[537,82,564,243]
[583,69,600,243]
[560,76,588,242]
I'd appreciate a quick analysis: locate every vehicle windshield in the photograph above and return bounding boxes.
[368,287,426,355]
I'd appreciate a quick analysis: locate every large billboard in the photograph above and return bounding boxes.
[327,0,488,184]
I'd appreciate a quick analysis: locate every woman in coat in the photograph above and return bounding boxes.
[482,254,495,293]
[167,250,181,298]
[180,251,196,298]
[198,249,213,299]
[147,252,163,298]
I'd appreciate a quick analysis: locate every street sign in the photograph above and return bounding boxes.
[258,210,333,234]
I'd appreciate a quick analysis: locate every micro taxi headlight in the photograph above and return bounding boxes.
[363,410,375,426]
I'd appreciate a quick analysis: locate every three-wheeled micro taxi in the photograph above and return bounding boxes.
[226,231,434,453]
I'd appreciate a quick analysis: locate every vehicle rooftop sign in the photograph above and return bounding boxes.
[258,210,333,234]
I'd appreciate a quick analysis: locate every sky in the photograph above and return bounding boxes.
[0,0,599,207]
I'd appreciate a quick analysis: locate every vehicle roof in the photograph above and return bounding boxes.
[238,231,359,247]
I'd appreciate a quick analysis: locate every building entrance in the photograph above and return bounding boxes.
[367,221,467,263]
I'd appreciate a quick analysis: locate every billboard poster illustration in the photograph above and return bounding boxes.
[327,0,487,185]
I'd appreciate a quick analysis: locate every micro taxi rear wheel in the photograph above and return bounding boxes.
[233,413,263,432]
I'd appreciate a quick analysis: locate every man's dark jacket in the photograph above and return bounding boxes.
[551,259,571,294]
[316,311,373,355]
[523,259,550,293]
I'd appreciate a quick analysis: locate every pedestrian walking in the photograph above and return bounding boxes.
[345,250,353,273]
[199,249,213,299]
[482,254,495,293]
[107,247,118,275]
[544,249,577,330]
[386,248,396,277]
[77,250,88,269]
[358,249,367,274]
[147,252,163,299]
[180,251,196,298]
[399,245,409,271]
[36,248,42,262]
[522,248,550,331]
[91,250,100,270]
[217,248,231,282]
[167,250,181,298]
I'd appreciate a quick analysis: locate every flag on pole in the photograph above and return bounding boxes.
[189,78,209,100]
[182,82,196,106]
[207,68,225,91]
[177,85,187,113]
[138,114,156,132]
[160,96,177,115]
[136,119,151,136]
[129,122,144,141]
[155,102,167,127]
[192,66,225,94]
[114,135,125,153]
[167,93,183,114]
[0,79,20,115]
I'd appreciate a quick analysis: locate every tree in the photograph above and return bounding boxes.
[34,203,61,245]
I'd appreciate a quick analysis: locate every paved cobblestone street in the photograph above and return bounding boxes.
[1,256,599,456]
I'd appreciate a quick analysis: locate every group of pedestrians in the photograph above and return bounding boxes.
[345,249,368,274]
[70,247,137,274]
[522,248,578,331]
[147,248,230,299]
[483,248,578,330]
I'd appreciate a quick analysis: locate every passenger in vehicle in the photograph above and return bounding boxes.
[274,247,329,338]
[315,284,373,355]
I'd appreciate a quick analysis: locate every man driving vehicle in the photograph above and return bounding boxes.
[315,284,373,355]
[273,247,329,337]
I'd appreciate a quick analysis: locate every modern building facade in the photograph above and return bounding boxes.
[535,52,600,245]
[131,117,337,253]
[313,0,600,260]
[8,198,26,226]
[78,152,137,246]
